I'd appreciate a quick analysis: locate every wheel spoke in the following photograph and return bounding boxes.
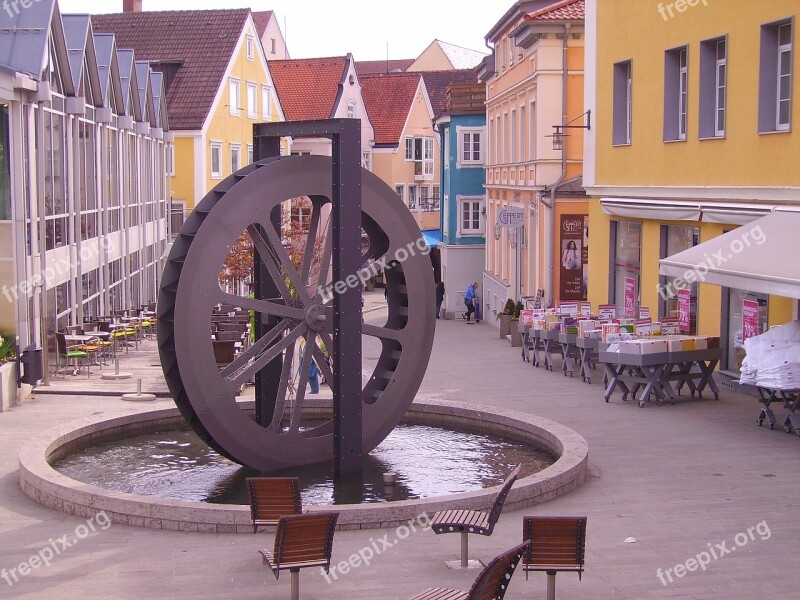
[268,349,295,432]
[216,291,303,321]
[246,225,295,304]
[300,198,322,286]
[362,323,406,343]
[260,219,313,306]
[314,226,333,302]
[289,334,312,432]
[221,320,304,387]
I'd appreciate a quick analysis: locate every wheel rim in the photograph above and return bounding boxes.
[158,156,435,471]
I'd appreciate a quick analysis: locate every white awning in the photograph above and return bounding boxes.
[602,199,701,221]
[659,211,800,299]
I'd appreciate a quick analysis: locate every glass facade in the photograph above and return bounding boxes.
[660,225,700,334]
[611,220,642,314]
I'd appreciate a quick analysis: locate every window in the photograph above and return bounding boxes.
[404,135,435,179]
[262,86,272,120]
[519,104,526,161]
[210,142,222,178]
[347,100,357,119]
[700,37,727,138]
[395,184,404,203]
[664,46,688,141]
[229,78,240,116]
[407,185,417,210]
[610,220,642,314]
[361,151,372,171]
[458,127,483,166]
[613,60,632,145]
[166,144,175,176]
[246,36,254,61]
[759,20,793,132]
[247,144,253,165]
[246,82,257,118]
[510,109,517,162]
[231,144,241,173]
[291,200,312,231]
[529,101,537,159]
[270,38,276,55]
[659,225,699,334]
[444,128,450,170]
[459,197,484,235]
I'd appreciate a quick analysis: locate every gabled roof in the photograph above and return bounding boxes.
[135,60,154,125]
[360,73,421,146]
[116,48,142,121]
[485,0,554,42]
[92,9,251,130]
[150,70,168,129]
[524,0,585,21]
[251,11,274,37]
[356,59,415,75]
[269,56,349,121]
[93,33,123,111]
[62,14,102,105]
[419,69,481,119]
[0,0,74,95]
[429,40,488,70]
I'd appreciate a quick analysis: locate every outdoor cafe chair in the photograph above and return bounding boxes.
[522,516,587,600]
[246,477,303,533]
[408,540,530,600]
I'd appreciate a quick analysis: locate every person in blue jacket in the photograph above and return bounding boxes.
[464,282,478,324]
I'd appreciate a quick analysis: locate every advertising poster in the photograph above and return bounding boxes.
[559,214,587,301]
[624,277,636,317]
[742,298,759,341]
[679,288,691,333]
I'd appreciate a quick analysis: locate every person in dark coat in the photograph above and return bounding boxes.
[435,281,445,318]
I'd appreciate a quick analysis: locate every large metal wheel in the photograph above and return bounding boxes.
[158,156,435,472]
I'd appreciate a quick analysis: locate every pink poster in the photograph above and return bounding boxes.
[624,277,636,317]
[678,288,691,333]
[742,298,759,341]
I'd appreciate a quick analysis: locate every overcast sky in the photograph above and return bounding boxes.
[57,0,507,61]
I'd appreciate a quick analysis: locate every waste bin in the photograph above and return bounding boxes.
[19,345,43,385]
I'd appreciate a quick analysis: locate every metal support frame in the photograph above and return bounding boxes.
[253,119,363,476]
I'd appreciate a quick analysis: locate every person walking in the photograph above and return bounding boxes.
[464,282,478,324]
[435,280,445,319]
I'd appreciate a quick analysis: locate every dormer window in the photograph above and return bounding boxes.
[347,100,357,119]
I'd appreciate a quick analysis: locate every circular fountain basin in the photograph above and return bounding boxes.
[19,399,588,532]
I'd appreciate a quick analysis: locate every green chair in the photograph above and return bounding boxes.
[55,332,90,377]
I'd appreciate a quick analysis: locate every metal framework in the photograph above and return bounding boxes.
[157,119,435,475]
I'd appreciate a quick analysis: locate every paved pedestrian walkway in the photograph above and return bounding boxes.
[1,309,799,599]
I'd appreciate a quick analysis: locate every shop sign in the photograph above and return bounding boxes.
[742,298,759,341]
[497,207,525,228]
[678,288,691,332]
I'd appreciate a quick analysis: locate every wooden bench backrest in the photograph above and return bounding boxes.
[273,512,339,571]
[213,340,236,365]
[467,540,530,600]
[522,516,587,573]
[247,477,302,524]
[485,463,522,533]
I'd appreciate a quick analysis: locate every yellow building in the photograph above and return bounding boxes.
[584,0,799,376]
[93,8,285,223]
[482,0,587,322]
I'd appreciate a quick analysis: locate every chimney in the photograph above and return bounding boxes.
[123,0,142,12]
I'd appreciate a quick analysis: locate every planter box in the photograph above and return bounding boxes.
[0,362,18,412]
[498,314,513,338]
[509,322,523,347]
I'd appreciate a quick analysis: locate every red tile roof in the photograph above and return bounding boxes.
[525,0,585,21]
[251,11,273,37]
[92,9,250,130]
[269,56,348,121]
[356,59,415,75]
[419,69,481,119]
[360,73,421,146]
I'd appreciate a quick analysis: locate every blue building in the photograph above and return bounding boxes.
[434,83,486,318]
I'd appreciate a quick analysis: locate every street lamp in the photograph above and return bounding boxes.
[548,110,592,151]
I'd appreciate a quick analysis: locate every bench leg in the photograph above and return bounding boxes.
[461,532,469,568]
[546,570,557,600]
[290,570,299,600]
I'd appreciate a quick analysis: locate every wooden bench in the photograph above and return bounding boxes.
[259,512,339,600]
[430,464,522,567]
[522,516,587,600]
[408,540,530,600]
[246,477,303,534]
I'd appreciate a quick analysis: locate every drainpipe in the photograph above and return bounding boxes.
[545,23,570,308]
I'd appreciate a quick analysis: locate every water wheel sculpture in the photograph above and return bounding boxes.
[157,152,435,472]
